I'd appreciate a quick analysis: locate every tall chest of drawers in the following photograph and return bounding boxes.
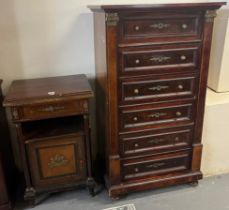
[89,3,225,197]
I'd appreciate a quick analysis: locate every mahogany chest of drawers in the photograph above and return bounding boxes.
[89,3,225,198]
[3,75,95,204]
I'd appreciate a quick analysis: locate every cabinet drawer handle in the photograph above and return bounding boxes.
[150,56,171,63]
[182,23,188,29]
[134,89,139,94]
[146,162,165,168]
[180,55,187,61]
[149,112,166,118]
[176,111,182,117]
[133,117,138,121]
[135,59,140,64]
[150,23,170,29]
[148,85,169,91]
[148,138,165,144]
[178,85,183,90]
[40,105,65,112]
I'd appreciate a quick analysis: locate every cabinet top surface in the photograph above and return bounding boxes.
[3,74,93,106]
[88,2,226,11]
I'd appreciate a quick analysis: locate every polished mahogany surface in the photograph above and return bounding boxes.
[89,2,225,198]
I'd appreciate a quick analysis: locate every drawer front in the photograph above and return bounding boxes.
[18,100,88,121]
[120,76,196,104]
[120,127,192,156]
[120,102,194,131]
[27,134,86,188]
[119,13,202,43]
[122,151,191,180]
[119,44,200,75]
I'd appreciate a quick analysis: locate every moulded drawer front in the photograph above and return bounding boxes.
[27,134,86,188]
[122,151,191,180]
[120,76,196,104]
[119,13,202,43]
[119,45,200,75]
[20,100,88,121]
[120,103,193,131]
[120,128,192,156]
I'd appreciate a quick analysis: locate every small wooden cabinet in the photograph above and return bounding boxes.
[89,3,226,198]
[3,75,95,204]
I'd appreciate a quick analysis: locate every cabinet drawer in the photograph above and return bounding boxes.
[120,76,197,104]
[120,102,194,131]
[13,100,88,121]
[119,44,200,75]
[122,151,191,180]
[120,13,202,43]
[120,127,193,157]
[27,134,86,189]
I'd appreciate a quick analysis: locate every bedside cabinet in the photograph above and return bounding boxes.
[89,2,226,198]
[3,75,95,204]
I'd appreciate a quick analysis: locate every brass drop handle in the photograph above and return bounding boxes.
[133,117,138,121]
[182,23,188,29]
[176,111,182,117]
[135,25,140,31]
[178,85,183,90]
[134,89,139,94]
[135,59,140,64]
[180,55,187,61]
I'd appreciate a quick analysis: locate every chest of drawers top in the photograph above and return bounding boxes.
[89,2,225,46]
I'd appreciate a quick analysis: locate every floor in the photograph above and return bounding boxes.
[16,173,229,210]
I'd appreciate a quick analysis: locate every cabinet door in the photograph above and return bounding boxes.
[27,134,86,189]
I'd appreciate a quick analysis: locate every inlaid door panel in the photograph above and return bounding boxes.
[27,133,86,189]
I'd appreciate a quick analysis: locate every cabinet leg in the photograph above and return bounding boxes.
[24,187,36,201]
[87,177,96,196]
[189,181,199,187]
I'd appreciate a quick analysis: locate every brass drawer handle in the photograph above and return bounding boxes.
[178,84,183,90]
[180,55,187,61]
[134,89,139,94]
[133,116,138,122]
[150,23,170,29]
[135,25,140,31]
[148,138,165,144]
[40,105,65,112]
[135,59,140,64]
[149,112,166,118]
[146,162,165,168]
[176,111,182,117]
[148,85,169,91]
[182,23,188,29]
[150,56,171,63]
